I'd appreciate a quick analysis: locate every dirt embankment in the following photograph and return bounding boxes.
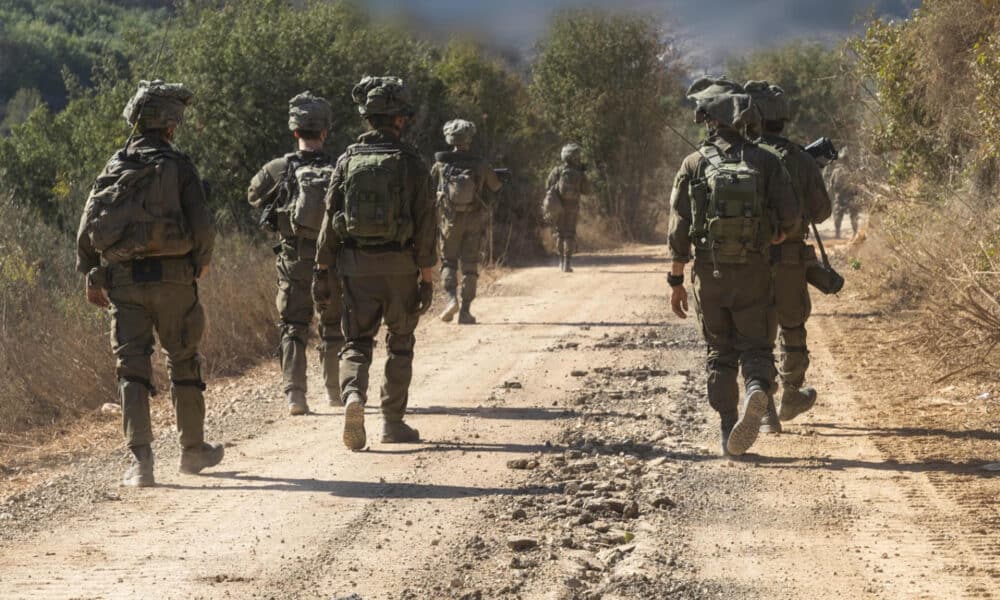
[0,245,997,600]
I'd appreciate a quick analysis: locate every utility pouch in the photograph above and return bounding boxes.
[806,262,845,294]
[131,258,164,283]
[806,221,845,294]
[779,242,804,265]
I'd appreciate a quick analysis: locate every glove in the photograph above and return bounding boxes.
[416,280,433,315]
[312,268,332,308]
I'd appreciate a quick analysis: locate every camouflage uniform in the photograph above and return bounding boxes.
[746,81,833,426]
[668,79,798,456]
[315,77,436,448]
[77,81,223,485]
[828,161,860,238]
[546,145,592,272]
[431,119,503,323]
[248,92,342,413]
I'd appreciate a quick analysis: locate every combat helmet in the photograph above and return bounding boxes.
[743,80,790,123]
[288,91,332,132]
[443,119,477,146]
[561,143,583,165]
[686,77,759,131]
[123,80,194,131]
[352,76,415,117]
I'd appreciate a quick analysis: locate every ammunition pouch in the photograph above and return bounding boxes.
[770,241,817,266]
[107,256,196,288]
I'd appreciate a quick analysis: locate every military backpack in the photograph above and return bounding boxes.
[82,147,193,263]
[689,144,771,264]
[334,143,415,246]
[557,166,585,202]
[437,163,478,211]
[283,157,334,240]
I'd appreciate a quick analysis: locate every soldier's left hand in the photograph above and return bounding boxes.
[86,284,110,309]
[771,231,787,245]
[416,280,434,315]
[670,286,688,319]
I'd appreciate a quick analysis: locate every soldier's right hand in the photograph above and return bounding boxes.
[86,284,110,309]
[670,286,688,319]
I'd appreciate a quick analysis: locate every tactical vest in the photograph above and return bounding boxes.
[279,155,334,240]
[83,147,194,263]
[437,162,478,211]
[689,144,771,264]
[333,143,416,247]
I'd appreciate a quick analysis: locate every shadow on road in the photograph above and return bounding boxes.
[808,422,1000,442]
[662,450,997,476]
[166,471,557,499]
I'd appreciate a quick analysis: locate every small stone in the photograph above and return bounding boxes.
[651,494,676,509]
[576,511,595,526]
[507,459,539,470]
[511,508,527,521]
[564,577,584,589]
[99,402,121,415]
[571,370,588,377]
[507,536,539,551]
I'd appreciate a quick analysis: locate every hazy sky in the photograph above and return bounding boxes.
[367,0,916,65]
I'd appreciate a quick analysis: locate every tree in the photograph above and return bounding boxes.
[531,9,684,240]
[727,41,857,145]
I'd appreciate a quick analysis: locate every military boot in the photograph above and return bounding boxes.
[179,442,225,474]
[122,445,155,487]
[719,413,737,458]
[343,393,367,451]
[778,387,818,422]
[439,295,459,323]
[327,386,343,408]
[759,397,782,434]
[458,300,477,325]
[726,382,769,456]
[382,420,421,444]
[287,390,309,416]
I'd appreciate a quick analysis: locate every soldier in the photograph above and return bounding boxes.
[546,144,592,272]
[667,78,799,457]
[313,76,436,450]
[828,148,861,239]
[431,119,504,324]
[744,81,833,431]
[77,80,223,486]
[247,92,343,416]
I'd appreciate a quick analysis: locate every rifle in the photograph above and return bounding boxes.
[493,168,512,183]
[803,137,839,168]
[802,136,844,294]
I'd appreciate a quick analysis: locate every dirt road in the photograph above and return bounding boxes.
[0,245,997,599]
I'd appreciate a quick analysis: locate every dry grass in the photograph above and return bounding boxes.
[854,186,1000,383]
[0,195,278,438]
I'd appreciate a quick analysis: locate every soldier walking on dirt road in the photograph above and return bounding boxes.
[247,92,343,416]
[546,144,592,273]
[431,119,504,325]
[313,76,437,450]
[76,80,224,486]
[745,81,833,432]
[667,78,799,457]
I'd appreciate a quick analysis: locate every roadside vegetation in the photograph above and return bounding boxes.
[0,0,688,439]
